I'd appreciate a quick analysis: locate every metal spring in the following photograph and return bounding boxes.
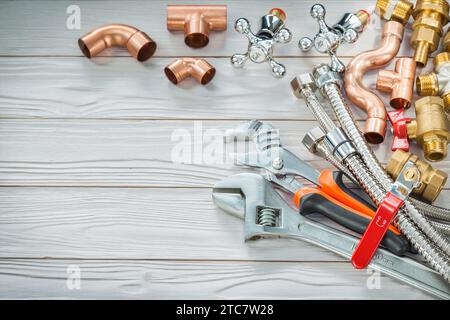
[258,207,278,227]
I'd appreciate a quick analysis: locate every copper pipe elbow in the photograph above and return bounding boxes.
[167,5,227,48]
[78,24,157,61]
[344,21,404,144]
[376,57,416,109]
[164,58,216,85]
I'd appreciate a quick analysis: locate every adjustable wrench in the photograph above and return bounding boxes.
[212,173,450,299]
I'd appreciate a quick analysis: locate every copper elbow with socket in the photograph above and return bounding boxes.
[78,24,157,61]
[386,150,447,202]
[167,5,227,48]
[376,57,416,109]
[344,21,404,144]
[164,58,216,85]
[411,0,449,67]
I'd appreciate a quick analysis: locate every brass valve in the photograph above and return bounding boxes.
[416,50,450,113]
[388,96,450,161]
[376,0,413,25]
[410,0,449,67]
[386,150,447,202]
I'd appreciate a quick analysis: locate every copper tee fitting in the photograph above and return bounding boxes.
[167,5,227,48]
[344,21,404,144]
[164,58,216,85]
[386,150,447,202]
[78,24,157,61]
[376,57,416,109]
[416,52,450,112]
[411,0,449,67]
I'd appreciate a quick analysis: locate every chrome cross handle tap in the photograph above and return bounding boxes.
[231,8,292,78]
[299,4,369,73]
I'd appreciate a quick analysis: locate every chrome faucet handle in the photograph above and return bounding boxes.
[299,4,369,72]
[231,8,292,78]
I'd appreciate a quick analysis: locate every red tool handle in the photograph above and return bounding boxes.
[351,192,404,269]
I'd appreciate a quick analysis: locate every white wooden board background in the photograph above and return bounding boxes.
[0,0,447,299]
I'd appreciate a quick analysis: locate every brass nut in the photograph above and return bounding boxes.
[386,150,448,202]
[409,96,450,162]
[376,0,413,24]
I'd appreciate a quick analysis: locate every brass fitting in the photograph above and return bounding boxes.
[408,96,450,161]
[164,58,216,85]
[410,0,449,67]
[416,52,450,113]
[376,0,414,25]
[386,149,447,202]
[376,57,416,109]
[166,5,227,48]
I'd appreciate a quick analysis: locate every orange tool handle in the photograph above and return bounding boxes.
[317,169,401,235]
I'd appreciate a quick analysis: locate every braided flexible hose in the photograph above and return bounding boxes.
[297,82,450,282]
[411,199,450,222]
[323,83,450,256]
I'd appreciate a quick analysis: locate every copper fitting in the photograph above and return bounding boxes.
[376,58,416,109]
[407,96,450,162]
[167,5,227,48]
[386,150,447,202]
[416,52,450,113]
[344,21,404,144]
[376,0,414,25]
[411,0,449,67]
[78,24,157,61]
[164,58,216,85]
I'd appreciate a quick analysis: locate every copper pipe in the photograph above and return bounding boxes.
[376,57,416,110]
[78,24,157,61]
[164,58,216,85]
[344,21,404,144]
[167,5,227,48]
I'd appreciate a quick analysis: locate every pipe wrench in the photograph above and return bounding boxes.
[212,173,450,299]
[224,120,411,256]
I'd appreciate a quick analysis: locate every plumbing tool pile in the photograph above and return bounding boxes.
[77,1,450,298]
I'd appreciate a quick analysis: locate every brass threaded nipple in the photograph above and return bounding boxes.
[376,0,413,24]
[416,73,438,95]
[424,137,447,161]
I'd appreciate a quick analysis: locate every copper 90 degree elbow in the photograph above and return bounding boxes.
[344,21,404,144]
[165,58,216,85]
[167,5,227,48]
[78,24,157,61]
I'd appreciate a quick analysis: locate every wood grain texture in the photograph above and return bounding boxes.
[0,259,434,299]
[1,186,448,261]
[0,0,418,58]
[0,57,430,120]
[0,119,447,187]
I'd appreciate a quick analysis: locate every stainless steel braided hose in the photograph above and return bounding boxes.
[292,73,450,282]
[312,65,450,255]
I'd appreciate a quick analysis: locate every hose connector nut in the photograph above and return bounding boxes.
[313,64,343,93]
[302,127,327,153]
[323,127,357,161]
[166,5,227,48]
[386,149,447,202]
[290,73,317,99]
[299,4,369,73]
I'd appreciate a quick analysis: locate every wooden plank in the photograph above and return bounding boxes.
[0,119,446,187]
[0,0,417,58]
[0,57,429,120]
[0,186,449,261]
[0,259,435,299]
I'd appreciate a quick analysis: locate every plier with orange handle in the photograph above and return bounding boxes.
[225,120,412,256]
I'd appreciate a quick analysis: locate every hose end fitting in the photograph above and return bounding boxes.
[312,64,343,93]
[323,127,357,161]
[290,73,317,99]
[386,149,447,202]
